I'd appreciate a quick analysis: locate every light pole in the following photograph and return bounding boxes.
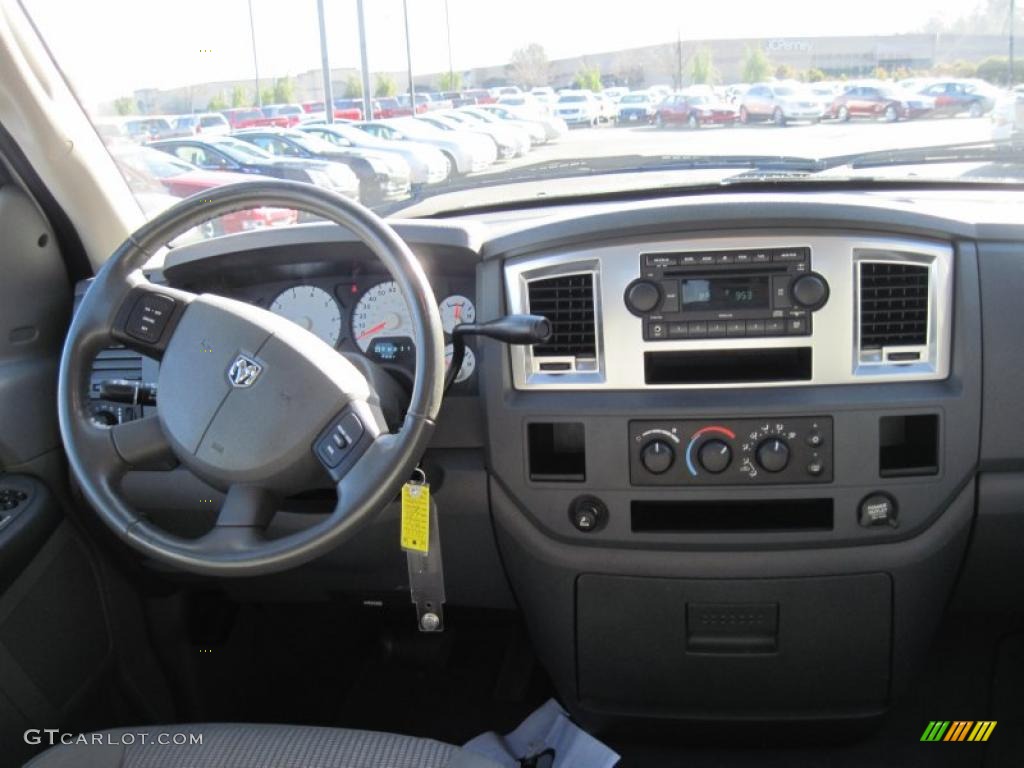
[317,0,334,123]
[248,0,261,107]
[1011,0,1016,86]
[356,0,373,122]
[444,0,454,89]
[403,0,415,115]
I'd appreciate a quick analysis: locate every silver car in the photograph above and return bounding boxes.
[358,118,497,175]
[300,123,451,186]
[740,83,825,125]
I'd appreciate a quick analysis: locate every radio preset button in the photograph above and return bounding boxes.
[688,321,708,338]
[765,319,786,335]
[752,252,771,263]
[668,322,689,338]
[707,321,728,337]
[698,254,716,265]
[726,321,746,337]
[746,320,765,336]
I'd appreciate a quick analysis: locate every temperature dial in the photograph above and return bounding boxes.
[640,439,675,474]
[756,438,790,473]
[698,439,732,473]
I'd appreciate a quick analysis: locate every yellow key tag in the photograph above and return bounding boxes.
[400,481,430,554]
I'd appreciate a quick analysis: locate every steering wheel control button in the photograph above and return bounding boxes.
[569,496,608,533]
[125,294,176,344]
[859,493,898,528]
[756,439,790,472]
[698,440,732,473]
[0,488,28,511]
[640,440,675,474]
[625,279,662,315]
[790,273,830,310]
[315,412,365,470]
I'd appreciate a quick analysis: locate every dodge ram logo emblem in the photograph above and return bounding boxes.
[227,354,262,388]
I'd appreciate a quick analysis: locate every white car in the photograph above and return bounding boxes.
[299,123,451,187]
[740,82,826,125]
[475,103,568,142]
[555,91,602,127]
[458,106,547,145]
[992,87,1024,141]
[431,111,531,158]
[616,92,658,124]
[602,86,629,102]
[530,87,556,105]
[358,118,496,175]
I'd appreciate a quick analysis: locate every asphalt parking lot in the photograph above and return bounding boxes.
[475,115,993,178]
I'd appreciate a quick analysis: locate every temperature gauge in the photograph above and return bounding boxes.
[445,343,476,384]
[438,295,475,334]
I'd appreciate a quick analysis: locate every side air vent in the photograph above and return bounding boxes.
[859,263,929,349]
[90,345,143,397]
[527,273,597,361]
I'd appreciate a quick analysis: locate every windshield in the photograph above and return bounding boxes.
[22,0,1024,227]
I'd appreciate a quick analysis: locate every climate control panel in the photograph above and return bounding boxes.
[629,417,833,486]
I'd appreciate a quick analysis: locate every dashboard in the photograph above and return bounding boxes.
[85,188,1024,729]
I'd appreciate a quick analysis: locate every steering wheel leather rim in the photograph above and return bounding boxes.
[58,180,445,576]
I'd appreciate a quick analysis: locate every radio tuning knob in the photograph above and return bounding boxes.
[790,273,830,310]
[625,279,662,315]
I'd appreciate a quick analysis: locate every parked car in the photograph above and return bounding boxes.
[395,93,431,115]
[497,93,547,116]
[461,88,496,105]
[169,112,231,137]
[918,79,999,117]
[474,103,568,142]
[301,100,362,120]
[147,135,361,199]
[459,106,548,145]
[991,87,1024,140]
[298,123,451,187]
[602,86,629,102]
[121,116,176,143]
[655,92,738,128]
[433,110,531,157]
[617,91,658,124]
[555,91,602,127]
[740,83,825,125]
[827,84,934,122]
[110,145,298,234]
[357,118,497,175]
[221,107,289,130]
[529,86,556,104]
[260,104,307,127]
[233,128,411,203]
[595,93,617,123]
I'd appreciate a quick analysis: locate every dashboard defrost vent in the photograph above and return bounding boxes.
[527,273,596,362]
[859,262,929,353]
[90,345,143,396]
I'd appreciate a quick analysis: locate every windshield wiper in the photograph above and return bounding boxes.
[818,139,1024,171]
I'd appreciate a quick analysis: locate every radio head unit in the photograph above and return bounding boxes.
[626,246,829,341]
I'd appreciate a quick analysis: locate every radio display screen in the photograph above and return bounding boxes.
[681,276,769,311]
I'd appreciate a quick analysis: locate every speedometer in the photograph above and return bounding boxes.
[352,281,413,352]
[269,285,342,347]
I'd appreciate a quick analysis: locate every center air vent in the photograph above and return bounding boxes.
[859,262,929,351]
[527,273,597,359]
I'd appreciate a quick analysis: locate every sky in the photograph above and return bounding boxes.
[23,0,983,106]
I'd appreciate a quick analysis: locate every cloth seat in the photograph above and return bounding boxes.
[26,723,502,768]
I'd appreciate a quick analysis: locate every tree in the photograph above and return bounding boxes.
[742,46,771,83]
[438,71,463,91]
[871,66,889,81]
[976,55,1020,84]
[344,75,363,98]
[690,47,717,85]
[273,76,296,104]
[207,92,228,111]
[510,43,549,88]
[260,87,275,105]
[230,86,250,107]
[113,96,136,116]
[375,73,398,97]
[804,68,827,83]
[574,65,602,92]
[776,63,798,80]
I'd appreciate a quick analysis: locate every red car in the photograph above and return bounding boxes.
[112,146,297,234]
[301,101,363,120]
[220,108,290,130]
[462,88,496,105]
[655,93,737,129]
[826,85,934,122]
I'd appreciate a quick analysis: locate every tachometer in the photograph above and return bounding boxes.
[352,281,413,352]
[269,285,342,346]
[438,294,476,334]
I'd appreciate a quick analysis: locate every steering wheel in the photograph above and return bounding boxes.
[58,181,445,576]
